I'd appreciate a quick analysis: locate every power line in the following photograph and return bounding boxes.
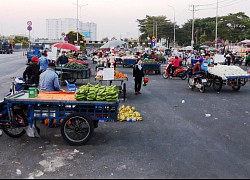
[196,0,242,10]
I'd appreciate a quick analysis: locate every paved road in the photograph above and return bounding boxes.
[0,53,250,179]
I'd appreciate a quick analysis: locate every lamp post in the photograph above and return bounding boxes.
[215,0,218,49]
[73,0,88,43]
[168,5,176,50]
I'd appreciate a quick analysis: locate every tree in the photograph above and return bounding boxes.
[137,15,174,42]
[66,31,86,50]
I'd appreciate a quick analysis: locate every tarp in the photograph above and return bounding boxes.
[100,40,127,49]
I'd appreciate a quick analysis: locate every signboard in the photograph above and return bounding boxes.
[47,47,58,60]
[103,68,114,80]
[82,32,91,38]
[27,21,32,26]
[27,26,32,31]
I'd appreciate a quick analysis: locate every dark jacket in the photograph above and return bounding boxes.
[23,64,40,85]
[57,55,69,65]
[133,64,144,79]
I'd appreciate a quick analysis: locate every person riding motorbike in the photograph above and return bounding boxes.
[193,58,204,75]
[170,56,180,79]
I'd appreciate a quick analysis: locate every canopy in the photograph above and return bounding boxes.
[52,42,79,51]
[183,46,193,51]
[100,40,127,49]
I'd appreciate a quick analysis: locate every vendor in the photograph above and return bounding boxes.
[39,62,61,91]
[56,51,69,65]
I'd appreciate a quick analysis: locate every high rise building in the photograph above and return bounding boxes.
[46,18,97,40]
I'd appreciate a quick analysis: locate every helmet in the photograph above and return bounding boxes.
[198,57,204,62]
[31,56,39,62]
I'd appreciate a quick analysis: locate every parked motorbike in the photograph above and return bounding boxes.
[187,72,207,93]
[6,77,36,97]
[162,63,188,80]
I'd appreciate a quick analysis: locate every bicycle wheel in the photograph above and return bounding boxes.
[2,110,27,138]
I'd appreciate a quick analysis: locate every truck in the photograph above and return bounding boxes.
[0,41,14,54]
[26,44,43,64]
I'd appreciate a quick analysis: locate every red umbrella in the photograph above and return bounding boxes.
[52,43,79,51]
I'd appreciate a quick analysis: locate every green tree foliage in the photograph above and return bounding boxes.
[137,12,250,47]
[137,15,174,43]
[66,31,86,50]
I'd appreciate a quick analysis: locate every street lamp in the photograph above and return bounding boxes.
[73,0,88,43]
[215,0,219,49]
[168,5,176,50]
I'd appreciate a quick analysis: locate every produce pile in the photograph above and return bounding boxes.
[95,70,127,79]
[64,62,87,69]
[208,65,249,77]
[118,105,142,122]
[75,83,119,102]
[143,59,159,64]
[68,59,88,66]
[114,70,127,79]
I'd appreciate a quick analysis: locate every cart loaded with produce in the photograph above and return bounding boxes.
[207,65,250,92]
[95,70,128,100]
[0,82,143,146]
[56,62,91,83]
[142,59,161,74]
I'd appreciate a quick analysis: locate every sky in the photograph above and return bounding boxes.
[0,0,249,40]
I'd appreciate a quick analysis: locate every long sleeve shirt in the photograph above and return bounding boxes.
[39,68,60,91]
[39,56,49,71]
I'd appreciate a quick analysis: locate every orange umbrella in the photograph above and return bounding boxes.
[52,42,79,51]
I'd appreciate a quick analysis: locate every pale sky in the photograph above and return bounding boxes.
[0,0,249,40]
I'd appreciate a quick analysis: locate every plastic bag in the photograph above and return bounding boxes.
[25,124,40,138]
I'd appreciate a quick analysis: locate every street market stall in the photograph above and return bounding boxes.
[207,65,250,92]
[142,60,161,74]
[122,56,137,67]
[1,90,119,146]
[95,69,128,100]
[56,62,91,84]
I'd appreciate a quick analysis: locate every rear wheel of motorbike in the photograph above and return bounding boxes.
[232,86,241,91]
[188,78,194,89]
[199,85,205,93]
[213,78,222,92]
[2,110,27,138]
[162,73,169,79]
[181,75,187,80]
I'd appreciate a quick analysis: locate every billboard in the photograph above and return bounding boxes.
[82,32,91,38]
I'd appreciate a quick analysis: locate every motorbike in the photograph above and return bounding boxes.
[6,77,37,97]
[162,63,188,80]
[187,71,207,93]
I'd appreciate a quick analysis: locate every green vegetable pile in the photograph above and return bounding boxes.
[64,62,87,69]
[75,83,119,102]
[143,60,159,64]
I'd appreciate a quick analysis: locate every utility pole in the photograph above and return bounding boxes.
[190,5,198,49]
[77,0,79,43]
[168,5,175,49]
[156,21,158,44]
[215,0,219,49]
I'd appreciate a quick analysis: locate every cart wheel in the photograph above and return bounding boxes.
[213,78,222,92]
[2,110,27,138]
[232,86,241,91]
[67,78,77,84]
[123,83,126,101]
[61,113,94,146]
[181,74,187,80]
[162,73,169,79]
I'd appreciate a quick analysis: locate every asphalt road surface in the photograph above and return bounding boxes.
[0,52,250,179]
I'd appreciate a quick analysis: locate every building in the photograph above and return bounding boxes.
[46,18,97,41]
